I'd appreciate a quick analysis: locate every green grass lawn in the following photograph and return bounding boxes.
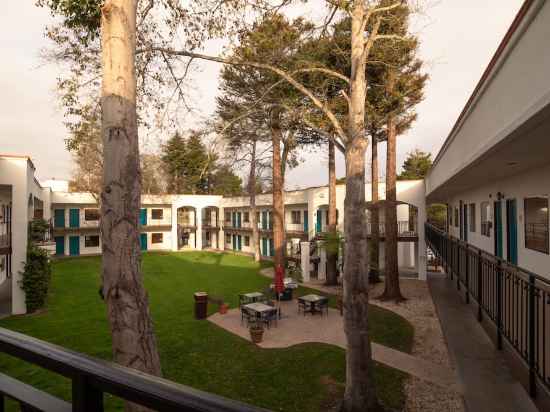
[0,251,413,411]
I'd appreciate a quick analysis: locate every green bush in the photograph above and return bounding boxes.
[20,244,52,313]
[29,219,50,243]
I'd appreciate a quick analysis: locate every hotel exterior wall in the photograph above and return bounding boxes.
[427,1,550,196]
[444,164,550,280]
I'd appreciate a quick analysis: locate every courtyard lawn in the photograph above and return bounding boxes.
[0,252,413,411]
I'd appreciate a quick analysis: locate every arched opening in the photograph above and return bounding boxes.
[177,206,197,249]
[201,206,219,249]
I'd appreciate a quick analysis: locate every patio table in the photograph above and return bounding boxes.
[298,294,329,316]
[241,292,265,303]
[243,302,278,327]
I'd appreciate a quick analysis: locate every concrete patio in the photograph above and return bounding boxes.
[208,298,462,393]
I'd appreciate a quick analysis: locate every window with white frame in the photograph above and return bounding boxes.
[84,235,100,247]
[243,212,250,223]
[291,210,301,224]
[469,203,476,232]
[244,236,250,246]
[481,202,492,237]
[151,233,163,244]
[84,208,100,221]
[524,197,549,254]
[151,209,163,220]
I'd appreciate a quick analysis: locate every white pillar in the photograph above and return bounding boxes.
[195,207,202,250]
[11,176,29,314]
[319,247,327,280]
[300,241,310,282]
[171,204,178,251]
[417,197,428,281]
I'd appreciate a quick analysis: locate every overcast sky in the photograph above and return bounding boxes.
[0,1,524,188]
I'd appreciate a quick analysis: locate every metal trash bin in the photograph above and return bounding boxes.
[194,292,208,320]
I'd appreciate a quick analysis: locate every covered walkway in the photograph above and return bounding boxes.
[429,272,538,412]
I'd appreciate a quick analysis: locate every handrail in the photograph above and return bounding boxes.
[425,223,550,399]
[0,327,271,412]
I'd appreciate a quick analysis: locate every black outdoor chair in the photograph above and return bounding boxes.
[316,299,329,316]
[297,299,308,315]
[240,306,254,326]
[239,294,252,308]
[261,308,278,328]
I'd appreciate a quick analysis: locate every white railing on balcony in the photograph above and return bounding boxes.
[366,220,417,236]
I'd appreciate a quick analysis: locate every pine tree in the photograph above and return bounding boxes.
[161,132,187,193]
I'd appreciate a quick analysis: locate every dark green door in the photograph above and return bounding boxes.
[316,210,322,233]
[303,210,308,232]
[506,199,518,265]
[269,238,274,257]
[140,209,147,226]
[463,203,468,242]
[237,235,242,251]
[140,233,147,251]
[494,201,503,258]
[69,209,79,228]
[54,209,65,228]
[55,236,65,255]
[69,236,80,256]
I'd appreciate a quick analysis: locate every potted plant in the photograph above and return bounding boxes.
[249,319,264,344]
[219,302,229,315]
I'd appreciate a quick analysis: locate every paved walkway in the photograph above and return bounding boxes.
[209,299,461,392]
[428,273,538,412]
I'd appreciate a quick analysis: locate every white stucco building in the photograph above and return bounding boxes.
[0,152,426,315]
[425,0,550,280]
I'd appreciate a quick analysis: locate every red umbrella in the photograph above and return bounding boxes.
[274,265,285,295]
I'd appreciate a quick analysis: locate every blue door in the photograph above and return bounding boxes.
[494,201,503,258]
[55,236,65,255]
[140,209,147,226]
[303,211,308,232]
[506,199,518,265]
[232,234,236,250]
[237,235,242,251]
[54,209,65,228]
[463,203,468,242]
[237,212,242,228]
[69,236,80,256]
[69,209,80,228]
[316,210,322,233]
[140,233,147,251]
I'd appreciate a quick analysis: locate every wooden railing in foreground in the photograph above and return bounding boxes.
[0,327,271,411]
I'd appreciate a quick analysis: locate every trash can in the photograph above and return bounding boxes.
[194,292,208,320]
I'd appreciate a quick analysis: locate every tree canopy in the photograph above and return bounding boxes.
[398,149,432,180]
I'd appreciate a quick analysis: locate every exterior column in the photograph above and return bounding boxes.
[417,197,428,281]
[300,241,310,282]
[171,204,178,251]
[319,247,327,280]
[11,174,29,314]
[195,207,203,250]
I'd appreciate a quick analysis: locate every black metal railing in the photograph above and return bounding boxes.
[0,327,270,411]
[425,223,550,398]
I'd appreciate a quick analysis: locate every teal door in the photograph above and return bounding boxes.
[140,209,147,226]
[237,235,242,251]
[316,210,322,233]
[69,236,80,256]
[269,238,274,257]
[55,236,65,255]
[303,211,308,232]
[69,209,80,228]
[140,233,147,251]
[463,203,468,242]
[262,211,268,230]
[54,209,65,228]
[506,199,518,265]
[237,212,242,228]
[494,201,503,258]
[232,234,236,250]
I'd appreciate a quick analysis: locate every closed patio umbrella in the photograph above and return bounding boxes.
[274,265,285,318]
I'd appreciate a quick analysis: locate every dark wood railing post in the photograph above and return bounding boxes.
[457,241,461,291]
[528,274,537,398]
[72,375,104,412]
[496,259,503,350]
[465,244,470,304]
[478,249,483,322]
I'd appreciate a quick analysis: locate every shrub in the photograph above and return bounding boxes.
[20,244,52,313]
[29,219,50,243]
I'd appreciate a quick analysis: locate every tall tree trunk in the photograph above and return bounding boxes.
[379,104,405,302]
[341,3,379,411]
[249,140,260,262]
[270,107,285,270]
[100,4,162,412]
[326,138,338,286]
[369,139,381,284]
